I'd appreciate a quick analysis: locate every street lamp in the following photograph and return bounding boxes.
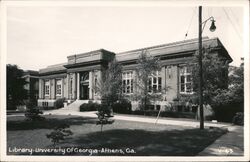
[198,6,216,130]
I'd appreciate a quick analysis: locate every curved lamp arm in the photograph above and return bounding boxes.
[202,16,216,33]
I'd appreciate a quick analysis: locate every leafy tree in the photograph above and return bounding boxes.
[95,59,122,131]
[211,59,244,122]
[188,48,243,122]
[96,59,123,111]
[183,48,229,105]
[134,50,161,111]
[7,64,28,110]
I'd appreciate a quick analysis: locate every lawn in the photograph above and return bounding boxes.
[7,115,227,156]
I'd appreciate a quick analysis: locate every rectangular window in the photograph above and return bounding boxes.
[180,66,193,94]
[122,71,134,94]
[56,79,62,96]
[148,71,162,93]
[45,80,50,96]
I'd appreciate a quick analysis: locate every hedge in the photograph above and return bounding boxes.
[131,110,196,119]
[212,103,243,122]
[54,98,65,109]
[80,102,101,112]
[112,99,132,114]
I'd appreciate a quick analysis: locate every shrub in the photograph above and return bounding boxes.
[96,105,114,132]
[46,123,73,148]
[112,99,132,114]
[131,110,196,119]
[54,98,65,109]
[26,99,37,110]
[232,112,244,125]
[212,103,243,122]
[25,107,45,121]
[80,102,101,112]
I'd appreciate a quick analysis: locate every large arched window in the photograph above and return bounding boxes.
[80,72,89,84]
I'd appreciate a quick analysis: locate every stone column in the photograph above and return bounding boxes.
[39,79,44,99]
[89,71,93,99]
[61,78,64,98]
[161,66,166,95]
[65,75,69,100]
[51,79,56,99]
[77,73,80,100]
[72,73,75,99]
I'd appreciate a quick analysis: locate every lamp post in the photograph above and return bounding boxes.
[198,6,216,129]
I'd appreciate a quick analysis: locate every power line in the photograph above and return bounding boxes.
[228,8,242,32]
[222,7,243,42]
[184,7,197,40]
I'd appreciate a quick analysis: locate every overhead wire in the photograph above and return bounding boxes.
[228,8,242,32]
[222,7,243,42]
[184,7,197,40]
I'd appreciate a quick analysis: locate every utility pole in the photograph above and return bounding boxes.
[198,6,204,130]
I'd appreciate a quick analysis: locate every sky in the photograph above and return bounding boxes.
[5,4,246,71]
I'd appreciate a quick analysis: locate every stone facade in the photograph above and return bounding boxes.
[37,37,232,110]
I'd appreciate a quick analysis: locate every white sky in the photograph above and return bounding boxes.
[6,4,245,71]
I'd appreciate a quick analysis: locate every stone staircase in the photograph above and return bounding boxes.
[44,100,89,115]
[62,100,89,111]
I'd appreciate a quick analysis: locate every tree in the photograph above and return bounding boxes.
[134,50,161,111]
[210,59,244,122]
[95,59,122,131]
[96,59,123,109]
[188,48,229,104]
[188,48,244,122]
[7,64,28,110]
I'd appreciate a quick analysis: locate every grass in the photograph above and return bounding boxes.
[7,115,227,156]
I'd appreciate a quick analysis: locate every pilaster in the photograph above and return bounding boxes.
[77,73,80,100]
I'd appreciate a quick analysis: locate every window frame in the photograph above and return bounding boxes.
[148,71,162,93]
[122,71,134,94]
[56,79,62,96]
[44,80,50,96]
[179,66,193,94]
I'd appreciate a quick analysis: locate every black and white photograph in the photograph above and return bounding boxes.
[0,0,249,161]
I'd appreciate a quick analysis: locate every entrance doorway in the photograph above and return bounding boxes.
[79,72,89,100]
[80,84,89,100]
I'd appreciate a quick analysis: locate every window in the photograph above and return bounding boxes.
[148,71,162,93]
[56,79,62,96]
[45,80,50,96]
[122,71,133,94]
[180,66,193,93]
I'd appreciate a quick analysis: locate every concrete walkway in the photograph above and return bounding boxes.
[198,125,244,156]
[43,108,244,156]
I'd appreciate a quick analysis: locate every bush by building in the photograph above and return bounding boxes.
[212,103,243,122]
[112,99,132,114]
[25,107,45,121]
[54,98,65,109]
[80,102,101,112]
[131,110,196,119]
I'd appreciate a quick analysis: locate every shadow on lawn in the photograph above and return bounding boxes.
[65,128,227,156]
[7,116,97,130]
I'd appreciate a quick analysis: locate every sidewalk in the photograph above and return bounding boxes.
[198,125,244,156]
